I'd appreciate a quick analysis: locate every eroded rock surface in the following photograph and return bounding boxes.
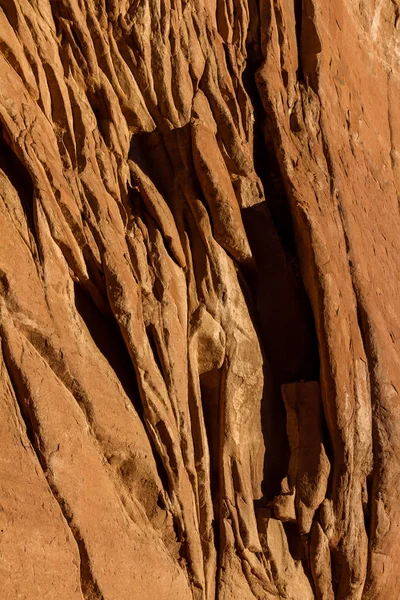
[0,0,399,598]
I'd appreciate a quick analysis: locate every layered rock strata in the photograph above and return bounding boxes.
[0,0,399,598]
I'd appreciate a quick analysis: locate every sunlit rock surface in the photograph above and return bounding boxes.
[0,1,399,598]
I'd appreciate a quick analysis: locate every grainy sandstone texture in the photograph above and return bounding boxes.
[0,0,399,598]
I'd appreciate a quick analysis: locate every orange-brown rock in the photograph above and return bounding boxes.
[0,0,399,598]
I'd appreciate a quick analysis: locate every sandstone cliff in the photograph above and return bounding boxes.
[0,0,399,598]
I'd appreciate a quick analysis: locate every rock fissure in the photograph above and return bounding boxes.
[0,338,103,600]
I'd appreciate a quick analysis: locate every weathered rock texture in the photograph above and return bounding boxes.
[0,0,399,598]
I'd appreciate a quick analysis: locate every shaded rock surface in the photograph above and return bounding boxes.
[0,0,399,598]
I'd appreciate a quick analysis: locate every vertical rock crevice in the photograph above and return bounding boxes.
[0,337,104,600]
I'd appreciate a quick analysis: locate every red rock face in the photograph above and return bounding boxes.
[0,1,399,598]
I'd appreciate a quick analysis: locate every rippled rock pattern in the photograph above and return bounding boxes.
[0,1,399,598]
